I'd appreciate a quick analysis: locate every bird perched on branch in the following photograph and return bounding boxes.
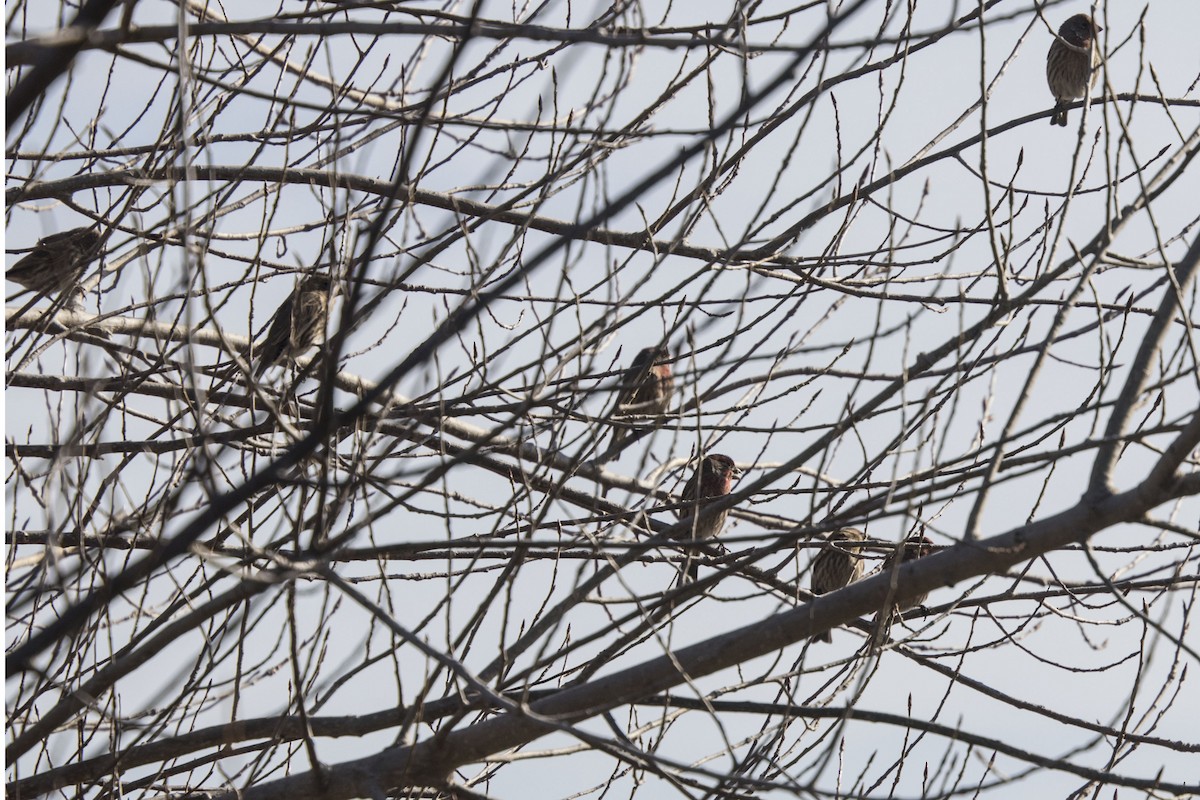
[6,226,103,306]
[253,272,335,378]
[1046,13,1101,127]
[808,527,867,643]
[609,345,674,451]
[880,533,935,619]
[674,453,741,582]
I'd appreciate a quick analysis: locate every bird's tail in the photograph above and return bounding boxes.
[606,424,627,455]
[670,552,699,590]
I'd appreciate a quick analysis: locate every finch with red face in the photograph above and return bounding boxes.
[674,453,741,582]
[254,272,334,378]
[609,345,674,450]
[1046,14,1101,127]
[880,533,934,619]
[809,527,867,643]
[7,226,103,306]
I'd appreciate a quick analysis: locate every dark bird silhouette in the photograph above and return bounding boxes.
[880,533,935,619]
[7,226,103,306]
[1046,14,1101,126]
[609,345,674,451]
[253,272,334,378]
[674,453,741,582]
[809,527,867,643]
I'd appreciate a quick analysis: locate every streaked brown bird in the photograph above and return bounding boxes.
[674,453,741,582]
[1046,13,1101,127]
[880,533,935,619]
[253,272,334,378]
[809,527,867,643]
[6,226,102,304]
[609,345,673,450]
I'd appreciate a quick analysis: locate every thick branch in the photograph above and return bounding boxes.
[1088,228,1200,497]
[220,439,1199,800]
[6,0,122,126]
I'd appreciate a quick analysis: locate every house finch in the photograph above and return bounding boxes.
[1046,14,1101,127]
[6,226,103,304]
[253,272,334,378]
[808,527,866,643]
[880,533,934,619]
[609,345,673,450]
[674,453,741,582]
